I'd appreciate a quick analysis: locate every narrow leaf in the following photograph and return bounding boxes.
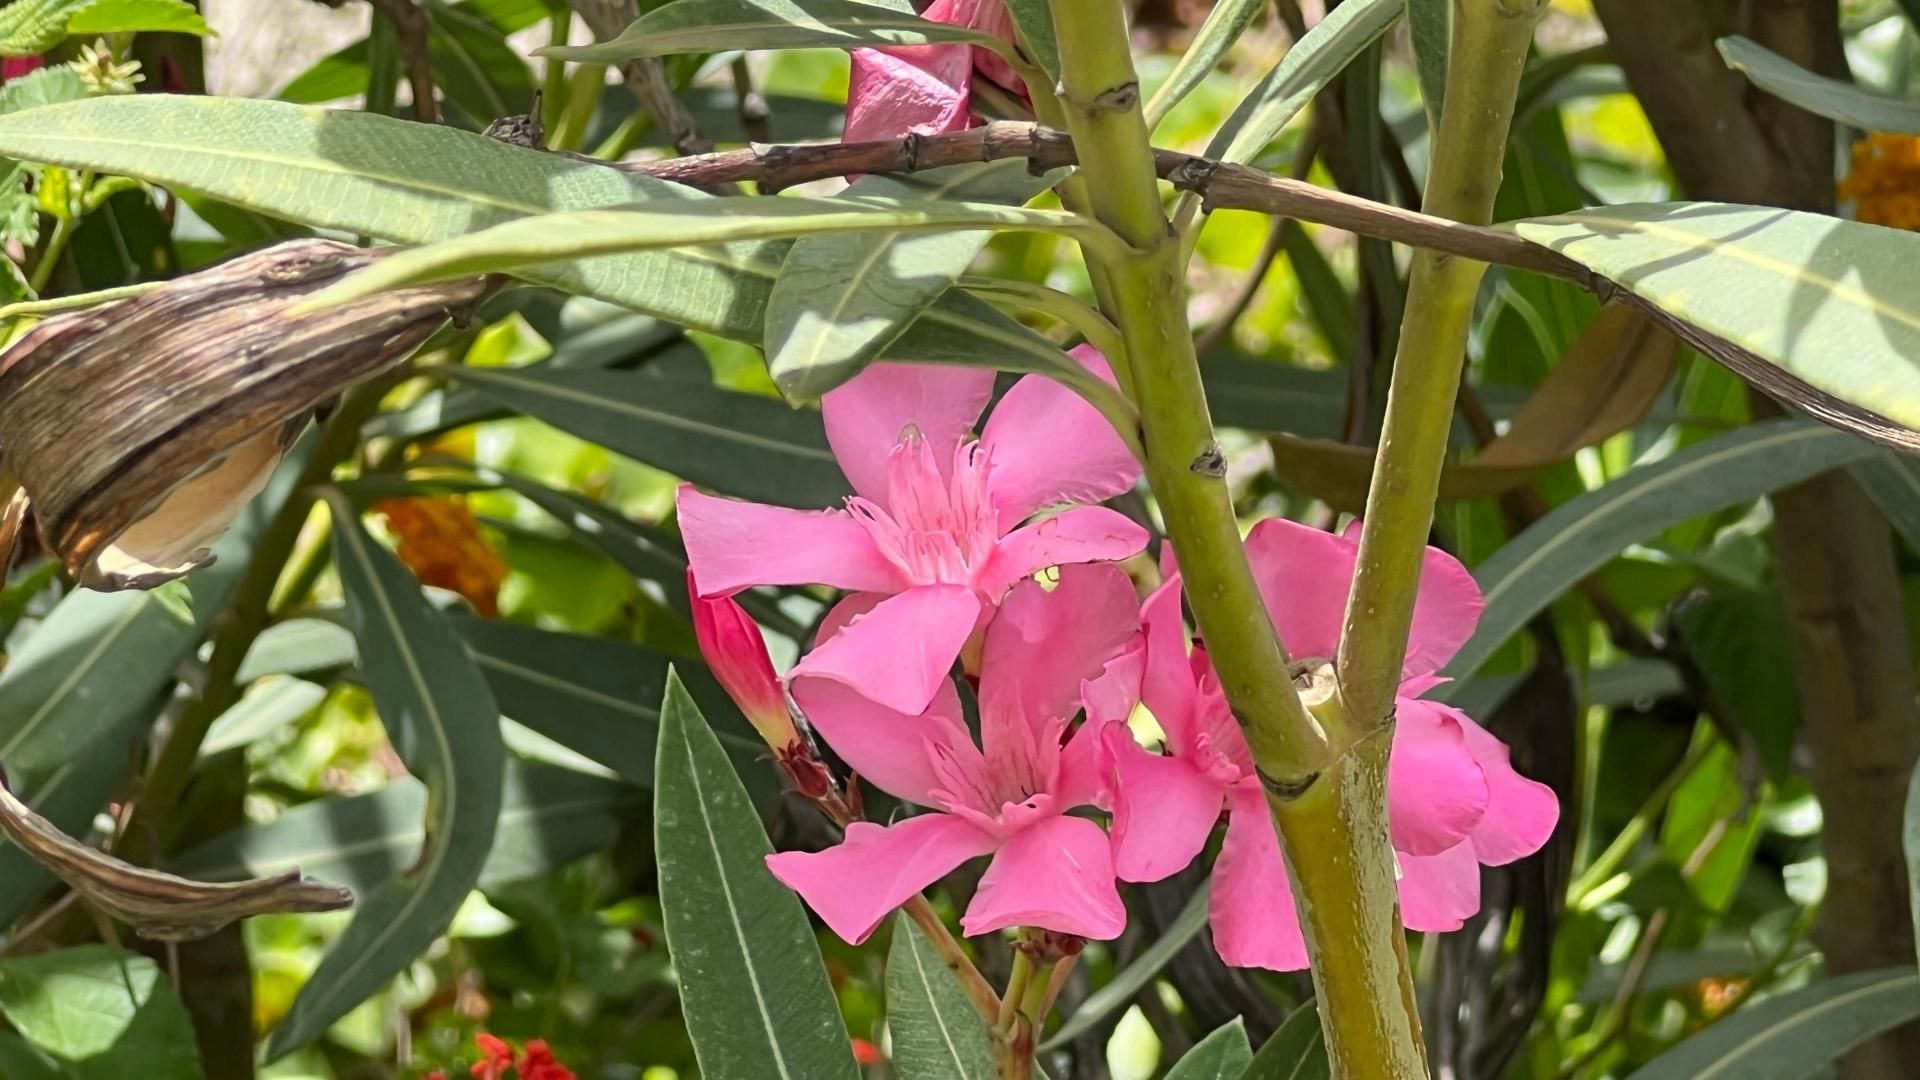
[1719,36,1920,135]
[266,496,506,1059]
[0,947,202,1080]
[1510,203,1920,445]
[1144,0,1267,128]
[766,162,1055,401]
[656,670,858,1080]
[1205,0,1404,166]
[67,0,211,36]
[301,196,1101,310]
[1630,969,1920,1080]
[1042,880,1210,1050]
[885,914,994,1080]
[1407,0,1448,123]
[1164,1019,1252,1080]
[998,0,1057,80]
[1244,1000,1329,1080]
[1852,453,1920,553]
[535,0,1002,63]
[447,365,850,508]
[1439,420,1878,684]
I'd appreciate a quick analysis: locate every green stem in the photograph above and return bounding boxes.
[958,275,1127,362]
[1333,0,1547,738]
[26,215,74,296]
[901,896,1000,1023]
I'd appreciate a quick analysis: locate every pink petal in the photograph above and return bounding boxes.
[1243,517,1353,661]
[975,506,1149,600]
[1210,786,1308,971]
[979,347,1139,524]
[822,363,994,504]
[962,814,1126,939]
[922,0,1022,92]
[1333,520,1484,678]
[1388,698,1489,857]
[844,45,978,144]
[767,813,997,944]
[1397,842,1482,932]
[791,675,972,807]
[1139,576,1199,748]
[1455,712,1560,865]
[1054,703,1123,810]
[1106,728,1225,882]
[678,485,903,596]
[790,584,982,715]
[814,591,887,648]
[979,563,1142,731]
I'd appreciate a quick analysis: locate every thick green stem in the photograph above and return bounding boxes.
[1334,0,1547,736]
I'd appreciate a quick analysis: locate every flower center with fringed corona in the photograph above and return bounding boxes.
[846,435,1001,587]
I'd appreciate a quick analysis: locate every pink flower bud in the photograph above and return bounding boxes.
[688,572,798,751]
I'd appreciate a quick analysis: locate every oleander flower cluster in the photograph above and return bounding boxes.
[683,361,1558,969]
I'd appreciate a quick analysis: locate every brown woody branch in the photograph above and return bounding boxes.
[569,0,715,157]
[601,121,1597,288]
[365,0,440,125]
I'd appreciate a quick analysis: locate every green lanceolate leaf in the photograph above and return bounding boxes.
[885,914,994,1080]
[198,678,328,758]
[266,495,506,1059]
[1164,1019,1252,1080]
[0,0,88,55]
[1510,203,1920,443]
[300,195,1108,309]
[997,0,1057,80]
[67,0,212,36]
[656,670,858,1080]
[1439,419,1879,684]
[766,162,1056,401]
[1719,36,1920,135]
[447,364,849,508]
[1245,1000,1329,1080]
[1043,880,1210,1050]
[1407,0,1448,124]
[1205,0,1404,165]
[536,0,1007,64]
[0,946,202,1080]
[1854,453,1920,553]
[1145,0,1267,128]
[1630,969,1920,1080]
[171,760,639,897]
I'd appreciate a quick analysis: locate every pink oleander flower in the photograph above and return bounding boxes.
[1106,517,1559,970]
[687,571,799,751]
[767,563,1144,942]
[844,0,1023,142]
[679,351,1144,717]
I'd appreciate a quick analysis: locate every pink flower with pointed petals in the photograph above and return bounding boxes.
[687,571,798,751]
[1108,518,1559,970]
[766,563,1143,943]
[680,348,1144,716]
[844,0,1023,143]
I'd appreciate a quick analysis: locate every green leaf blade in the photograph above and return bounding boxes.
[885,914,994,1080]
[536,0,998,63]
[1205,0,1404,166]
[67,0,212,36]
[0,947,203,1080]
[1165,1019,1252,1080]
[1630,969,1920,1080]
[656,670,858,1080]
[1719,36,1920,136]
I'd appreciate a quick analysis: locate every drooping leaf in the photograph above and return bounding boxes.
[300,195,1103,310]
[1439,419,1879,684]
[67,0,211,36]
[0,946,202,1080]
[1510,203,1920,448]
[655,670,859,1080]
[1630,969,1920,1080]
[885,914,994,1080]
[1719,36,1920,136]
[765,162,1055,401]
[1164,1019,1252,1080]
[266,495,506,1059]
[171,760,638,897]
[535,0,1009,64]
[1143,0,1267,128]
[1244,999,1329,1080]
[1204,0,1405,166]
[447,365,849,508]
[1042,880,1210,1050]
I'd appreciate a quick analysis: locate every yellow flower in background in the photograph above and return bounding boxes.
[1839,133,1920,229]
[375,497,508,618]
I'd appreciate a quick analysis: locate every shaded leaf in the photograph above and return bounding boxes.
[265,496,506,1058]
[1854,453,1920,554]
[420,0,535,119]
[1438,419,1879,684]
[1164,1019,1251,1080]
[885,913,994,1080]
[536,0,1007,63]
[1673,589,1801,779]
[1244,999,1328,1080]
[1407,0,1447,123]
[199,678,328,758]
[997,0,1056,81]
[1630,969,1920,1080]
[1042,880,1209,1050]
[656,670,858,1080]
[234,618,358,683]
[1719,36,1920,136]
[0,946,201,1080]
[448,364,849,508]
[1205,0,1404,166]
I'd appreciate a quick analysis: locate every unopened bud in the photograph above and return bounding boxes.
[687,571,800,750]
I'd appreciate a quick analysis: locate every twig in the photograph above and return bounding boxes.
[365,0,440,124]
[1193,123,1322,357]
[568,0,714,156]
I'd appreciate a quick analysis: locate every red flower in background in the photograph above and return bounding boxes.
[0,56,42,82]
[470,1034,514,1080]
[458,1034,576,1080]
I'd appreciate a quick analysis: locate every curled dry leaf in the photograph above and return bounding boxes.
[0,775,352,941]
[0,239,491,591]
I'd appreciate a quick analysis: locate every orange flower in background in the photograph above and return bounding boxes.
[1839,133,1920,229]
[376,497,508,617]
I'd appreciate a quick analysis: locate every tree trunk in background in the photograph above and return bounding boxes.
[1592,2,1920,1075]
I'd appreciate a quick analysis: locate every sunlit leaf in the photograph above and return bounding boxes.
[1144,0,1267,129]
[67,0,211,36]
[1205,0,1404,166]
[0,947,201,1080]
[1719,36,1920,136]
[885,914,993,1080]
[535,0,1006,64]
